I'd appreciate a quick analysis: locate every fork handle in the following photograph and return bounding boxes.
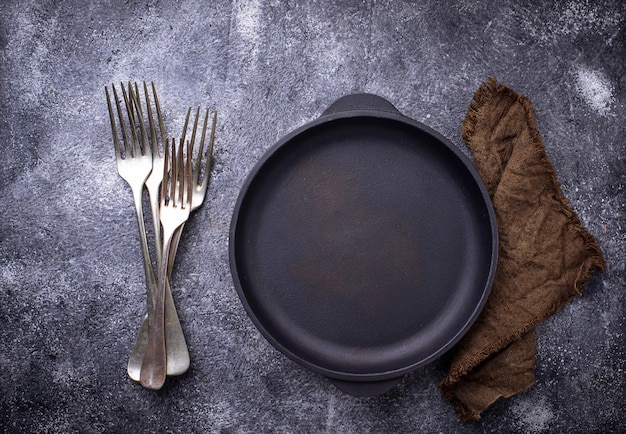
[140,228,175,390]
[132,186,157,314]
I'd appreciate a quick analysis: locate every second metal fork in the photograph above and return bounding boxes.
[168,106,217,274]
[140,138,193,390]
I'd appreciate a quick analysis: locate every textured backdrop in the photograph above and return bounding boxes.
[0,0,624,432]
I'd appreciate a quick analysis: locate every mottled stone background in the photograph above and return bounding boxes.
[0,0,624,432]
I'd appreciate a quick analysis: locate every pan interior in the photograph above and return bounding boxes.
[232,116,494,377]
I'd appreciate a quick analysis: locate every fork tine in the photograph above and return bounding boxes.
[189,107,200,152]
[175,139,193,210]
[178,138,187,208]
[132,82,151,157]
[144,81,165,159]
[161,138,171,207]
[111,84,130,158]
[186,140,193,208]
[200,110,217,189]
[181,107,192,145]
[192,108,208,187]
[151,81,167,150]
[142,82,158,157]
[120,82,138,158]
[105,86,122,160]
[174,138,181,207]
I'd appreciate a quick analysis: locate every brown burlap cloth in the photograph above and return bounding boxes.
[438,78,606,422]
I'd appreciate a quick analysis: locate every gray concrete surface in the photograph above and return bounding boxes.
[0,0,624,432]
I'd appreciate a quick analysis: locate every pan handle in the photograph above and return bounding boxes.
[322,93,401,116]
[328,376,403,397]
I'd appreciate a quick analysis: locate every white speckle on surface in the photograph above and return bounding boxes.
[574,65,615,117]
[325,393,337,431]
[520,0,622,44]
[233,0,261,61]
[234,0,261,42]
[556,0,621,37]
[2,261,23,285]
[9,10,55,106]
[511,396,555,433]
[51,359,79,387]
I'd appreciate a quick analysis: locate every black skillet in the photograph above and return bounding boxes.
[229,94,497,396]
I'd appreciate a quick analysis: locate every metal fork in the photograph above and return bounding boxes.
[141,138,192,390]
[186,106,217,211]
[167,106,218,274]
[126,82,190,382]
[105,82,156,343]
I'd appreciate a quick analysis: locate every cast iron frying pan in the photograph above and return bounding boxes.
[229,94,497,395]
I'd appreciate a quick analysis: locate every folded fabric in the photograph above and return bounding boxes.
[439,78,606,422]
